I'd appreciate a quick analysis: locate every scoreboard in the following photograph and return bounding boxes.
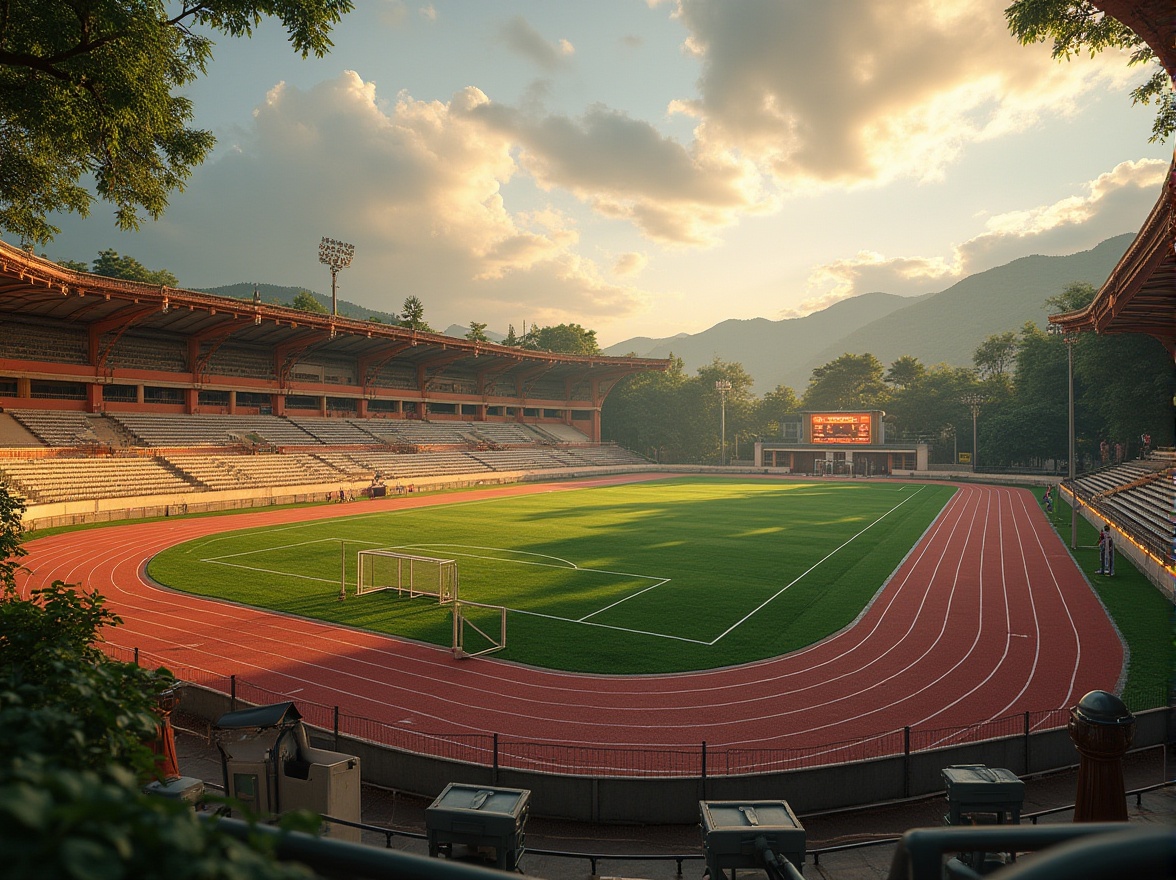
[809,412,873,445]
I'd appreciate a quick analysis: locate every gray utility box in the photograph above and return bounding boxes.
[214,702,362,842]
[425,783,531,871]
[143,776,205,805]
[942,765,1025,826]
[700,800,806,878]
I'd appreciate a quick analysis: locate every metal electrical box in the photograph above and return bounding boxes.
[214,702,362,842]
[942,764,1025,826]
[425,783,531,871]
[700,799,806,878]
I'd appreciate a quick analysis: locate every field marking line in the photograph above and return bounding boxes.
[201,557,341,585]
[201,536,351,562]
[510,607,713,645]
[706,485,929,646]
[578,578,672,622]
[385,543,580,570]
[393,541,678,628]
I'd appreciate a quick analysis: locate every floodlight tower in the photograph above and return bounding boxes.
[318,237,355,316]
[960,393,986,471]
[715,379,732,466]
[1048,323,1080,549]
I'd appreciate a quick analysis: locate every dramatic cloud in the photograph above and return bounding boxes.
[666,0,1136,189]
[67,72,651,334]
[470,101,765,244]
[793,159,1166,314]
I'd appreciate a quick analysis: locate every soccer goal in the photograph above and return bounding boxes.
[355,549,457,603]
[452,601,507,659]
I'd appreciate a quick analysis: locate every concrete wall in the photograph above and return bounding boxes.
[178,684,1169,824]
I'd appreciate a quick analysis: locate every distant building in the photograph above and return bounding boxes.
[754,410,927,475]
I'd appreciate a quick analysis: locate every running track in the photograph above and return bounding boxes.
[17,476,1123,753]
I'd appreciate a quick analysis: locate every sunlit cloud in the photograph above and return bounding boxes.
[613,252,649,276]
[794,159,1165,313]
[69,72,652,334]
[667,0,1136,189]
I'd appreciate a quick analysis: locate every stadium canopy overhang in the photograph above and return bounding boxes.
[1048,1,1176,357]
[0,239,669,394]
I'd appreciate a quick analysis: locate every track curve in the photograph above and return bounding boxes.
[17,476,1123,751]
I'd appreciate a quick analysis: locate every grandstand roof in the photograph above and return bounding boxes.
[0,239,668,386]
[1049,2,1176,356]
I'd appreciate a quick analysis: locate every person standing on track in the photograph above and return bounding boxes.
[1096,524,1115,576]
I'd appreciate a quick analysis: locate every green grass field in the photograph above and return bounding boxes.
[148,477,954,673]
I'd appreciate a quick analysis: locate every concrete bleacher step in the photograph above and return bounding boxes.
[0,413,43,447]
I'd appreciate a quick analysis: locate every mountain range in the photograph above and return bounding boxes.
[204,234,1134,395]
[603,234,1135,393]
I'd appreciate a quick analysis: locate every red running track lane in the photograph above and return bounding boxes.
[17,477,1123,751]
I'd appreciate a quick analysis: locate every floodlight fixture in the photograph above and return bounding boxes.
[318,237,355,316]
[715,380,732,466]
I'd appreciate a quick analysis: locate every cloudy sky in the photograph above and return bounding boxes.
[42,0,1170,346]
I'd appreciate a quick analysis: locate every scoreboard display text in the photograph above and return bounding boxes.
[809,413,872,445]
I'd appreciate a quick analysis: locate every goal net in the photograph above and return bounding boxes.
[356,550,457,603]
[452,601,507,659]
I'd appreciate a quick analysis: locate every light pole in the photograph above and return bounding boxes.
[318,237,355,316]
[1049,323,1079,548]
[715,379,731,466]
[960,394,985,471]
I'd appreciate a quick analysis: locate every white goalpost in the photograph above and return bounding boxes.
[354,547,506,660]
[355,549,458,603]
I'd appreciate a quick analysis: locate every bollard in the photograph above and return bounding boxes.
[1067,690,1134,822]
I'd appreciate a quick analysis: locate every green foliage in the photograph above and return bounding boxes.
[89,249,180,286]
[522,323,602,355]
[399,295,432,331]
[884,355,926,389]
[465,321,489,342]
[973,331,1019,379]
[1005,0,1171,141]
[802,352,888,411]
[0,485,314,878]
[0,1,353,244]
[290,290,328,314]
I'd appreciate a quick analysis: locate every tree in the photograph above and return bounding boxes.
[503,324,520,347]
[465,322,489,342]
[972,332,1019,380]
[884,355,926,389]
[0,485,314,878]
[89,249,179,286]
[801,353,888,411]
[755,384,800,438]
[290,290,328,314]
[524,323,601,356]
[1,1,353,245]
[399,296,432,332]
[1005,1,1172,142]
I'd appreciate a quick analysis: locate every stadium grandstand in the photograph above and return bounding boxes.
[0,238,663,523]
[2,2,1174,874]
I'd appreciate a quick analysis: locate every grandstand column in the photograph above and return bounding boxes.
[86,382,102,412]
[136,385,145,405]
[16,377,30,399]
[228,390,238,415]
[356,398,368,418]
[272,394,286,416]
[589,408,601,442]
[185,387,198,414]
[319,396,328,417]
[477,403,487,421]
